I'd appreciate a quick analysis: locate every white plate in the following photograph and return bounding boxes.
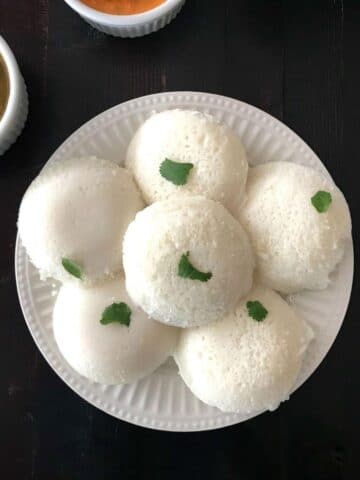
[15,92,353,432]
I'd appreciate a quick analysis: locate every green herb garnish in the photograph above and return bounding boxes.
[100,302,132,326]
[246,300,268,322]
[311,190,332,213]
[178,251,212,282]
[62,258,83,279]
[159,158,194,186]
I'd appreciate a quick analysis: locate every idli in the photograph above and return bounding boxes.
[238,162,351,294]
[18,156,144,284]
[126,109,248,215]
[123,196,254,328]
[175,285,313,414]
[53,276,178,385]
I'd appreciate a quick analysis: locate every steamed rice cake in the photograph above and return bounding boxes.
[175,285,313,414]
[53,276,178,384]
[126,109,248,215]
[238,162,351,294]
[123,196,254,328]
[18,156,144,284]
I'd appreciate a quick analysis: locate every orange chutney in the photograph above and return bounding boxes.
[81,0,166,15]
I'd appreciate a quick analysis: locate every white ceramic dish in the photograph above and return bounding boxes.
[15,92,353,432]
[0,36,28,155]
[63,0,186,37]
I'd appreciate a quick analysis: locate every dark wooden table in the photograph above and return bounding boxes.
[1,1,359,478]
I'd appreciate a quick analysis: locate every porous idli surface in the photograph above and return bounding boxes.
[18,156,144,284]
[126,109,248,214]
[238,161,351,294]
[53,276,178,385]
[175,285,313,414]
[123,196,254,328]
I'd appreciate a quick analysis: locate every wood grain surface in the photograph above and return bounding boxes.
[0,0,359,478]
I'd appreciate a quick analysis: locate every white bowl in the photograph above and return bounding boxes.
[15,92,353,432]
[0,36,28,156]
[63,0,186,37]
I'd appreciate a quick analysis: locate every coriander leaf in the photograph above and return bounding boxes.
[246,300,268,322]
[178,251,212,282]
[159,158,194,186]
[62,258,83,279]
[100,302,132,326]
[311,190,332,213]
